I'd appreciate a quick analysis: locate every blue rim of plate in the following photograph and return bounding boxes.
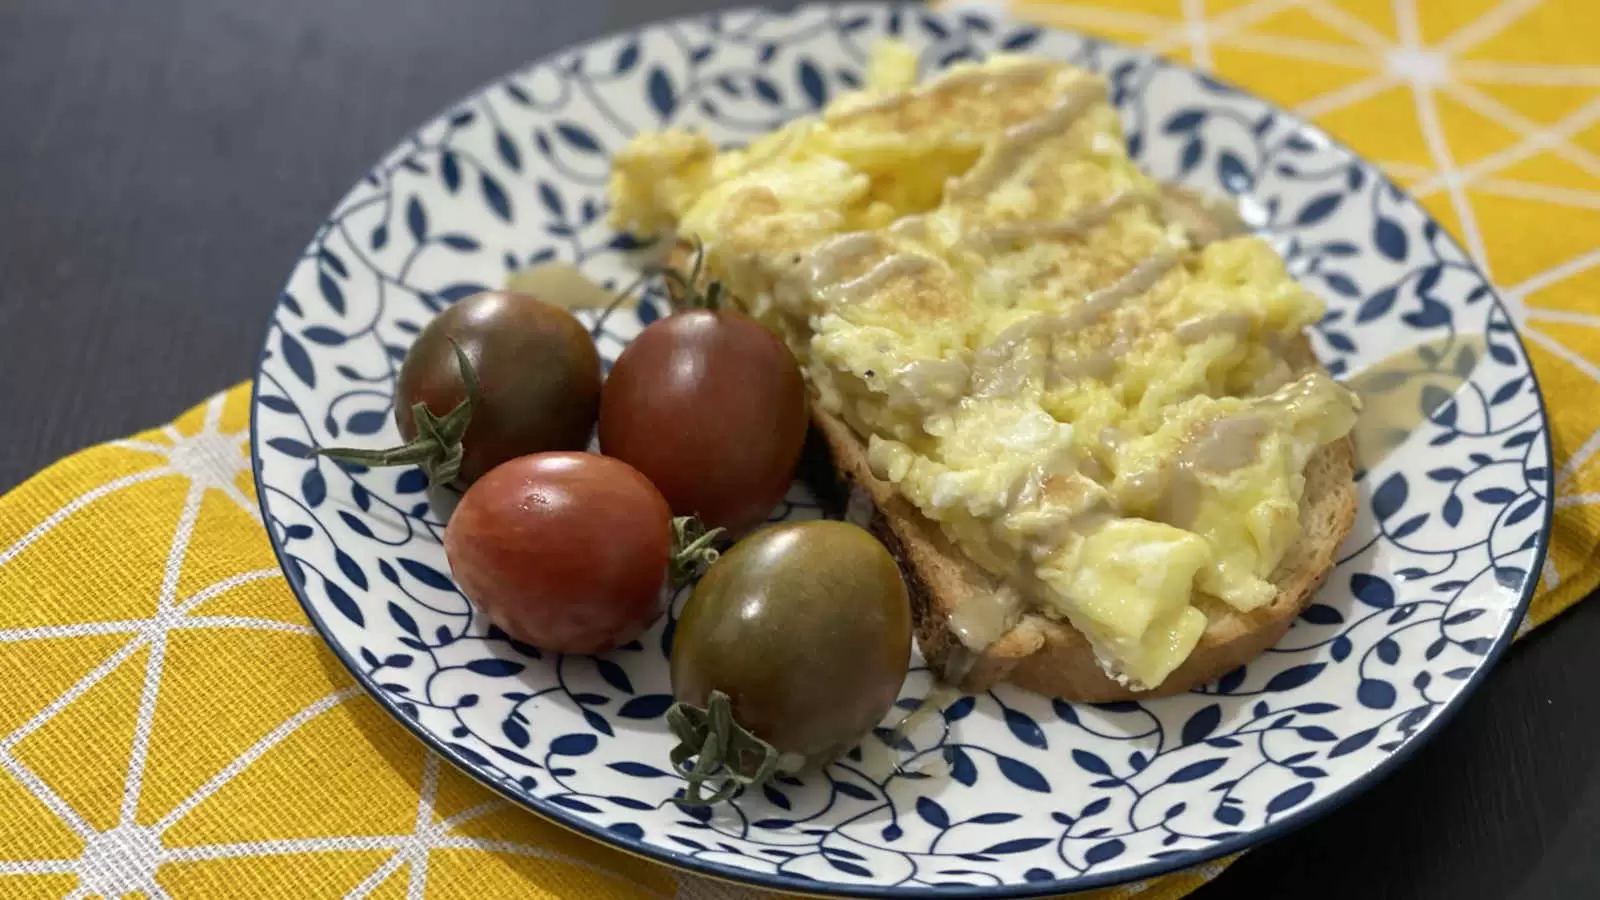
[249,5,1555,896]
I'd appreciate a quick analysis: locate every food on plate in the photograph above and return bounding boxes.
[318,291,601,487]
[600,250,809,534]
[442,452,718,655]
[667,520,910,804]
[608,44,1360,700]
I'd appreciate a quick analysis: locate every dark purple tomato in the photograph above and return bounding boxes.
[397,291,600,484]
[599,309,807,534]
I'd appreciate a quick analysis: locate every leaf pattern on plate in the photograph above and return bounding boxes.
[252,4,1549,896]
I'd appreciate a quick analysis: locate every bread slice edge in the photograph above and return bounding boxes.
[801,345,1358,702]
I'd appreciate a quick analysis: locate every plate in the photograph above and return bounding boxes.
[250,4,1553,896]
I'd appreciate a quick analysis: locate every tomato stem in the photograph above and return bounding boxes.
[659,236,727,312]
[669,516,724,588]
[312,338,480,488]
[667,690,780,807]
[590,269,655,337]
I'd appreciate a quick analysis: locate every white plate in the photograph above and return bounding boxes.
[250,4,1552,895]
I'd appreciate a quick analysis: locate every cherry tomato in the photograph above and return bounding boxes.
[316,291,600,486]
[398,291,601,484]
[443,452,671,654]
[600,308,807,534]
[671,521,911,769]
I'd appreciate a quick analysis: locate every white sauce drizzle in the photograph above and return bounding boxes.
[1191,414,1272,473]
[890,358,970,404]
[947,584,1024,650]
[1159,184,1251,246]
[825,254,934,305]
[803,232,884,289]
[889,214,929,240]
[1071,252,1181,327]
[947,78,1110,201]
[747,62,1288,671]
[1148,372,1344,527]
[942,646,978,687]
[961,191,1150,253]
[829,59,1059,120]
[969,253,1179,398]
[1175,312,1253,343]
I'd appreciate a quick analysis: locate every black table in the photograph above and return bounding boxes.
[4,2,1596,897]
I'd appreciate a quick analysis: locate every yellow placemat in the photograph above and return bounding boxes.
[3,2,1599,897]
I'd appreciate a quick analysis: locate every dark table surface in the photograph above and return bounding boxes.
[3,1,1597,897]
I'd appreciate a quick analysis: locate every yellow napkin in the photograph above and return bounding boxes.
[3,2,1599,897]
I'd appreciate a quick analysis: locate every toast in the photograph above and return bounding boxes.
[664,243,1358,701]
[805,336,1357,702]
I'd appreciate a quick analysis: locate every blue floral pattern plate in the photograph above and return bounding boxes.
[250,4,1553,896]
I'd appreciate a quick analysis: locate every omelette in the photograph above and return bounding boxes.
[607,43,1360,692]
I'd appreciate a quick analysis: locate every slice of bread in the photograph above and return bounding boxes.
[801,335,1356,702]
[662,246,1358,702]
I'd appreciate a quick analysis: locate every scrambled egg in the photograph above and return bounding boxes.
[608,45,1359,690]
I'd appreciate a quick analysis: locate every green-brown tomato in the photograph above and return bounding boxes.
[670,520,912,770]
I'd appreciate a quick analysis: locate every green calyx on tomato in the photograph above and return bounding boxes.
[665,521,912,807]
[315,338,479,486]
[667,689,780,808]
[669,516,724,588]
[319,290,604,488]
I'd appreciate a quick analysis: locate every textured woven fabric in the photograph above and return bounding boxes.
[0,388,1239,899]
[3,1,1599,896]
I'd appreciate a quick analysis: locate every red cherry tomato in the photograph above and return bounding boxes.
[443,452,671,654]
[599,309,807,535]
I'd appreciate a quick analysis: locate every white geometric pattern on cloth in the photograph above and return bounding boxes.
[0,395,674,898]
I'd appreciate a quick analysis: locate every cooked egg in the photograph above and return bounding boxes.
[608,42,1360,690]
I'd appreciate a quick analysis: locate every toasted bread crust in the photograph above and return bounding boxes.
[801,335,1357,701]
